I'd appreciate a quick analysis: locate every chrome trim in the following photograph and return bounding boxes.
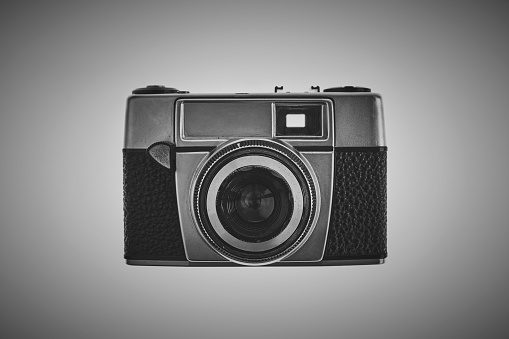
[123,93,386,148]
[190,138,321,266]
[283,152,331,262]
[127,260,190,266]
[271,102,327,140]
[124,95,178,148]
[175,99,333,148]
[332,94,386,147]
[175,152,226,262]
[126,259,385,266]
[206,156,304,252]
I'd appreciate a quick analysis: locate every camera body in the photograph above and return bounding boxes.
[123,86,387,266]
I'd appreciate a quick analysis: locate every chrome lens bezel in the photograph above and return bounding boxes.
[191,139,320,266]
[206,156,304,252]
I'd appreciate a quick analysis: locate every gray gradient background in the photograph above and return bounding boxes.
[1,0,508,338]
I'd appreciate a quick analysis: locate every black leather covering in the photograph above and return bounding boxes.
[324,149,387,259]
[123,149,186,260]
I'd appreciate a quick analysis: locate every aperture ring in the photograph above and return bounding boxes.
[193,139,318,265]
[207,156,303,252]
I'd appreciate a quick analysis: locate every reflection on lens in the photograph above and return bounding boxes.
[217,166,293,243]
[236,183,275,223]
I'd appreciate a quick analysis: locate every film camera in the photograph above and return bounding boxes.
[123,85,387,266]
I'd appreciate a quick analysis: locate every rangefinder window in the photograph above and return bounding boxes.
[275,104,322,137]
[182,101,272,139]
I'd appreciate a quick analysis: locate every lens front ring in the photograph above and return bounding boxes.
[192,139,319,265]
[206,156,304,252]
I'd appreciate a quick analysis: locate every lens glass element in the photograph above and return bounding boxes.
[217,166,293,243]
[236,182,275,223]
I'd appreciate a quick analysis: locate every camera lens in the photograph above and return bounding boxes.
[217,166,293,243]
[193,139,318,265]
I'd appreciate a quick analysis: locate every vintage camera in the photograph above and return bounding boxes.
[123,85,387,266]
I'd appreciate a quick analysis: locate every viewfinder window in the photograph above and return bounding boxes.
[286,114,306,128]
[276,104,322,137]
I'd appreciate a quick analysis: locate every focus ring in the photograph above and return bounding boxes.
[193,139,317,265]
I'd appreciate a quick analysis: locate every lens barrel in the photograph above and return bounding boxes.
[193,139,318,265]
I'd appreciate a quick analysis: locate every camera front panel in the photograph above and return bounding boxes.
[175,98,334,265]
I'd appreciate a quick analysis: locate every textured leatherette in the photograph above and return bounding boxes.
[123,149,186,260]
[123,148,387,263]
[324,149,387,259]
